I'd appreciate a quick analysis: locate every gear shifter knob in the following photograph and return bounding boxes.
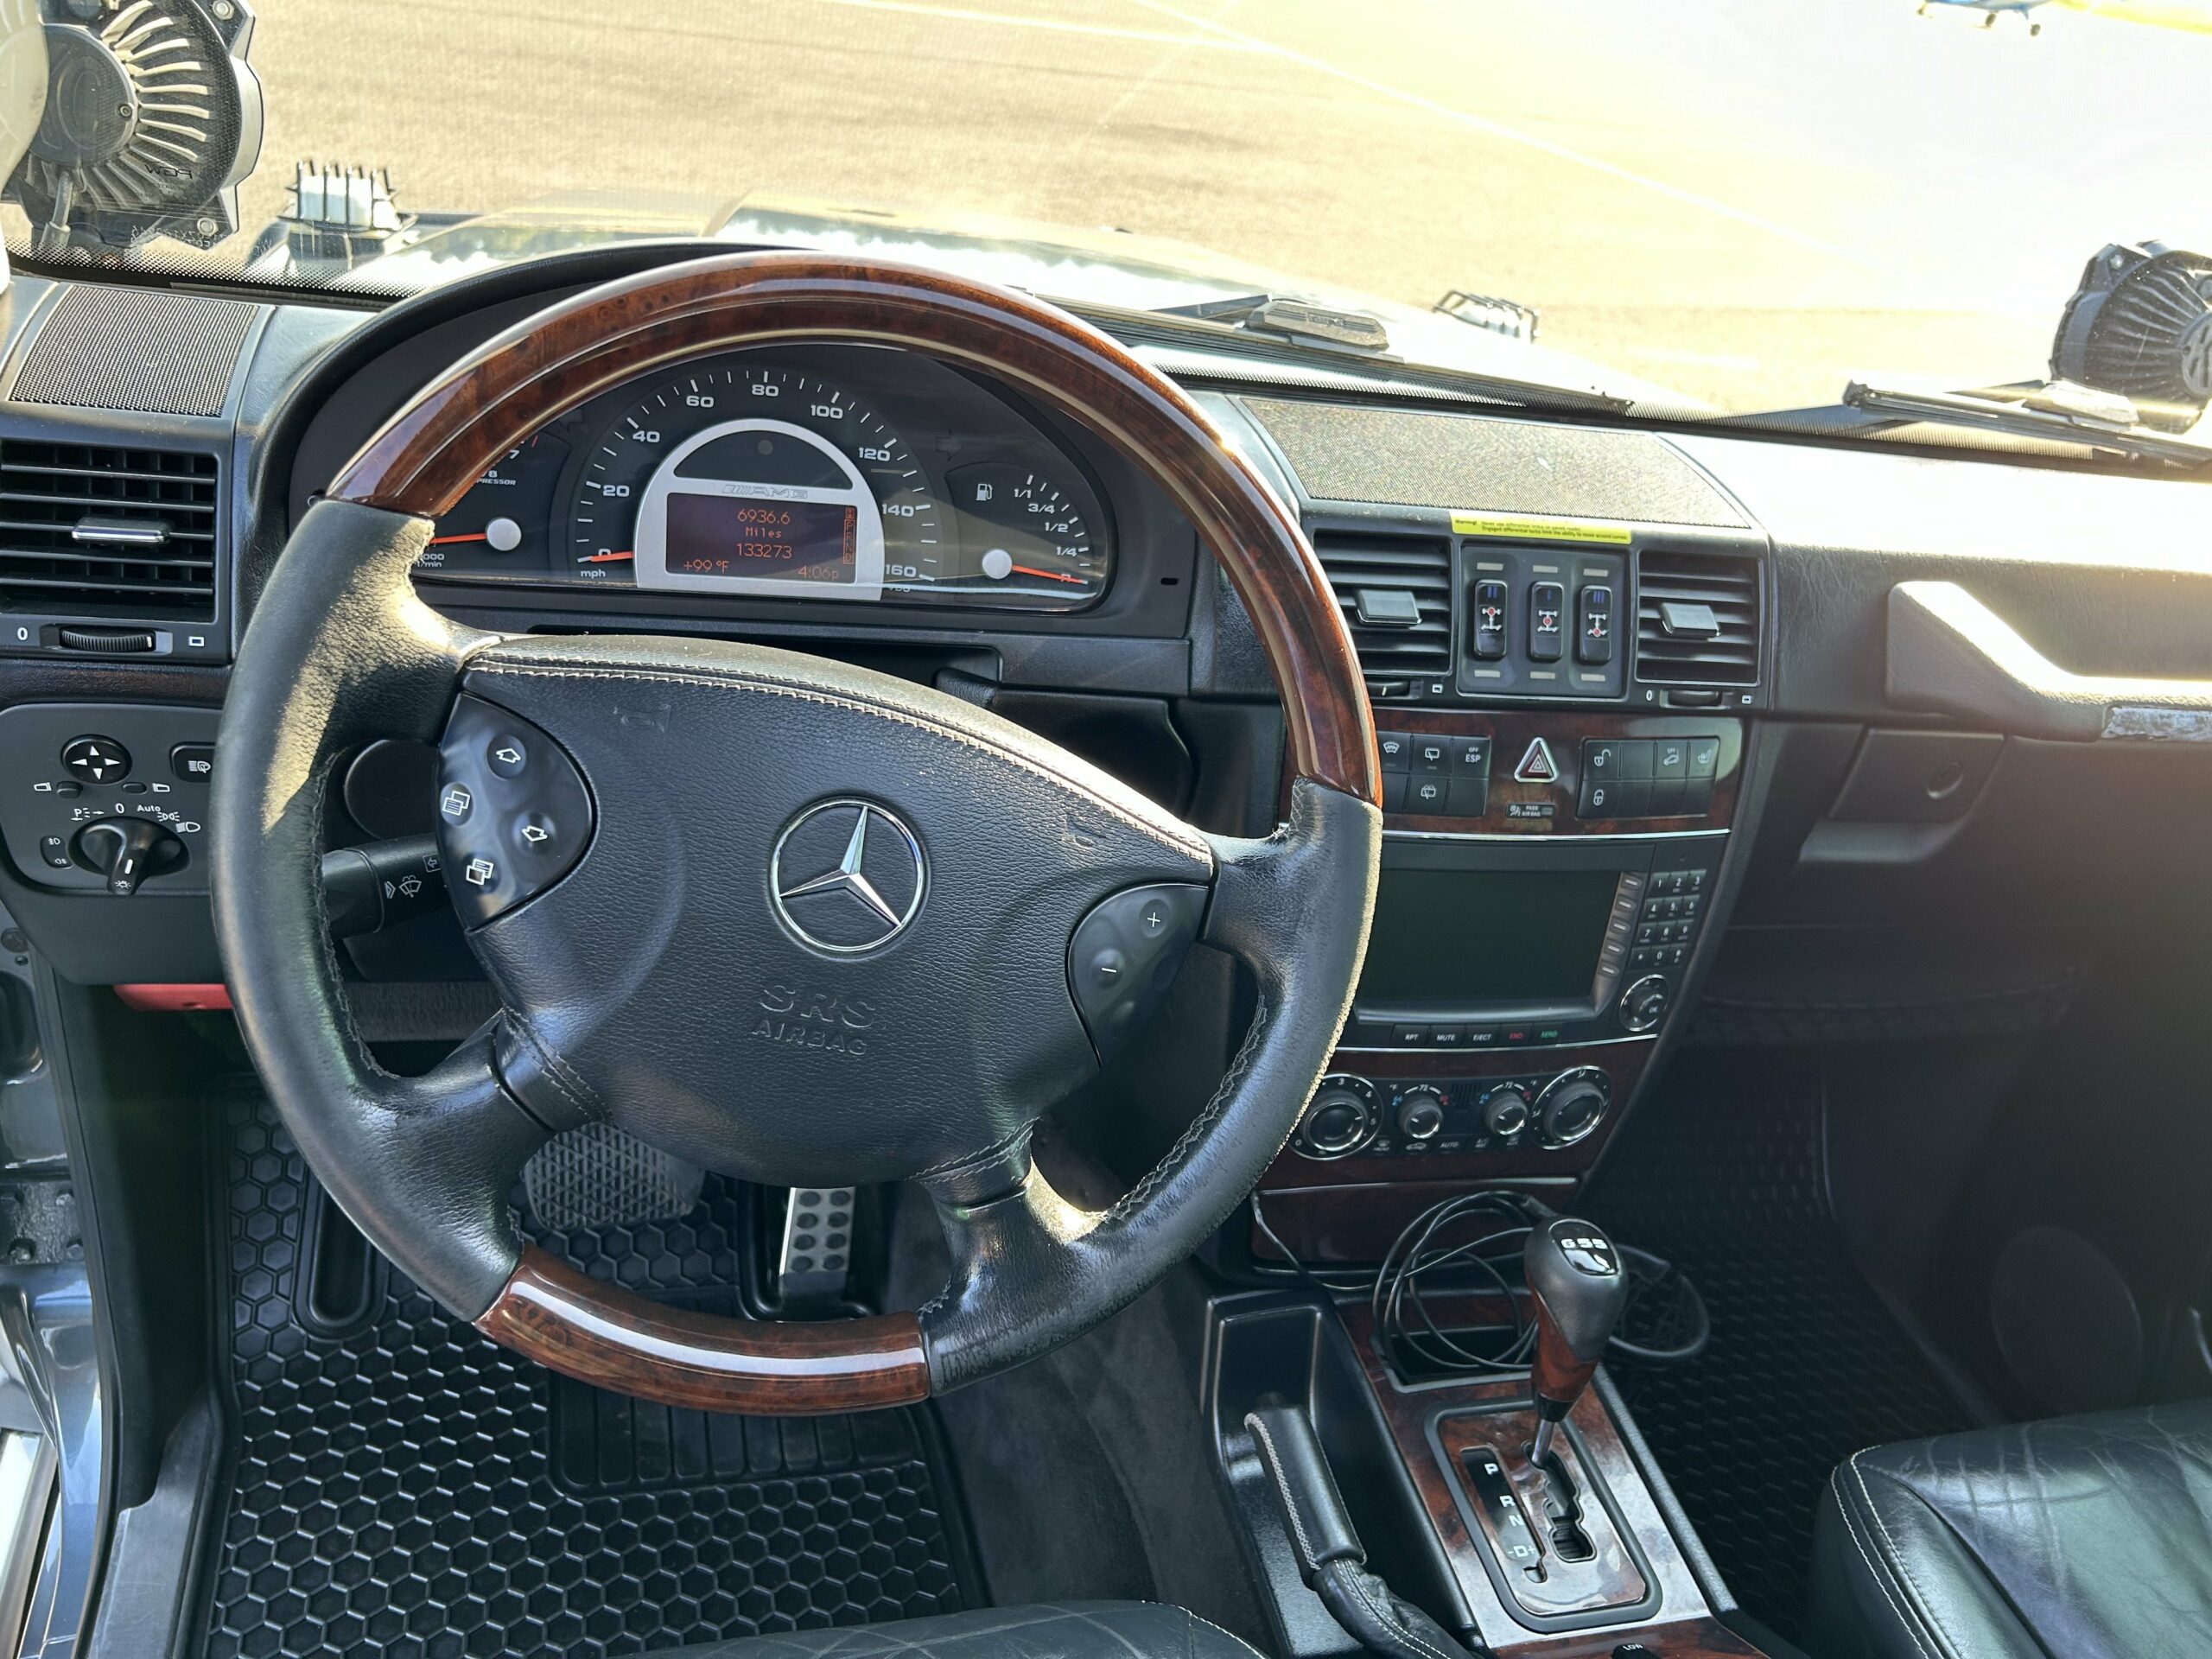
[1522,1217,1629,1462]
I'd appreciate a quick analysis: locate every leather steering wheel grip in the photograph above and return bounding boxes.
[214,252,1379,1414]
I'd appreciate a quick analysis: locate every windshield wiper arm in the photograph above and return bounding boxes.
[1077,298,1634,416]
[1728,378,2212,467]
[1152,292,1393,355]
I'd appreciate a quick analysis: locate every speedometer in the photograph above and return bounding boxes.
[552,351,1112,611]
[569,363,942,598]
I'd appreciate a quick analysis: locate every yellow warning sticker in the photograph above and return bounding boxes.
[1450,512,1632,545]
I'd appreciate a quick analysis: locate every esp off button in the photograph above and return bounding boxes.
[434,695,594,926]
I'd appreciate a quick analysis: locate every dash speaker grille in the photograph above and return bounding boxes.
[1243,395,1747,527]
[12,285,256,418]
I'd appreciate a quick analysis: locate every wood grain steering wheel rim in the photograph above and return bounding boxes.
[331,251,1375,798]
[223,252,1376,1414]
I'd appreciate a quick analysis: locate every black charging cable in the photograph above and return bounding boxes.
[1252,1189,1708,1374]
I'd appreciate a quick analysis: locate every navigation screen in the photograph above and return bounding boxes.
[1356,870,1618,1007]
[664,495,858,583]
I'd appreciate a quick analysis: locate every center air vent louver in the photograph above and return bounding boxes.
[1634,550,1760,685]
[0,441,219,621]
[1312,528,1452,679]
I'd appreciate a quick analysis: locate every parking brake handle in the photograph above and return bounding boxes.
[1244,1403,1489,1659]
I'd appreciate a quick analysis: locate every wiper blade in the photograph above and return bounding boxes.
[1154,292,1392,355]
[1075,298,1634,416]
[1730,378,2212,467]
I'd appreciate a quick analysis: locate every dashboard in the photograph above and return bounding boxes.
[418,345,1116,612]
[6,246,2212,1278]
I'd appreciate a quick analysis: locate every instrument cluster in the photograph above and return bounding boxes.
[417,344,1115,613]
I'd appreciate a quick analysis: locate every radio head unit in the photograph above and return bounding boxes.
[1344,837,1717,1052]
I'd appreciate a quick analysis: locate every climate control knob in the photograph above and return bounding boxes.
[1395,1087,1446,1142]
[1535,1068,1611,1148]
[1480,1084,1533,1139]
[1295,1076,1377,1160]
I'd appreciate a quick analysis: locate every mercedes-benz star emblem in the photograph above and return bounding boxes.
[770,799,927,954]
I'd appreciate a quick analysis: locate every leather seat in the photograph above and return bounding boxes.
[671,1603,1262,1659]
[1808,1400,2212,1659]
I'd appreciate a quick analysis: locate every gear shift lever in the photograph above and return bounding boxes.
[1522,1217,1630,1464]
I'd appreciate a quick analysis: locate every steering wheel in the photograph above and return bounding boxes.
[210,253,1380,1414]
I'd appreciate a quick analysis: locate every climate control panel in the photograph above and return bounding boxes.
[1292,1066,1612,1161]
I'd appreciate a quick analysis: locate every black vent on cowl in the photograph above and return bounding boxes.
[0,442,219,621]
[1634,550,1759,685]
[1312,529,1452,679]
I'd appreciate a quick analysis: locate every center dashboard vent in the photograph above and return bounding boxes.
[0,442,219,621]
[1634,549,1759,685]
[1311,528,1452,681]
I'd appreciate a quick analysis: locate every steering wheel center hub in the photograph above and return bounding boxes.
[438,636,1213,1189]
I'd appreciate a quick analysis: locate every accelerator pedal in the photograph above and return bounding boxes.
[779,1185,857,1308]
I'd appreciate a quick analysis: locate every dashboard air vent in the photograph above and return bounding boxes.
[0,442,219,621]
[1312,528,1452,680]
[1634,550,1759,685]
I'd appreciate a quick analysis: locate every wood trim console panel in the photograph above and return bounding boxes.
[1351,711,1744,837]
[1338,1305,1766,1659]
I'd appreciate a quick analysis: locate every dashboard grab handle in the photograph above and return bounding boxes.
[1888,580,2212,742]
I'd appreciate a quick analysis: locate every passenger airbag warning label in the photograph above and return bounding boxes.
[1451,512,1633,544]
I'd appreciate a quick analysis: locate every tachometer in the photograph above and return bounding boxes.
[569,363,940,595]
[422,432,569,575]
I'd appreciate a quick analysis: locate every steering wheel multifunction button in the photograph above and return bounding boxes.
[1066,881,1207,1060]
[434,695,594,925]
[61,734,130,785]
[513,811,561,854]
[486,734,530,778]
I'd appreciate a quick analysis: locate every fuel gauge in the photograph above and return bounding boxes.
[939,461,1109,609]
[419,432,570,577]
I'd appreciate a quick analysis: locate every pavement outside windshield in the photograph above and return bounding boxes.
[239,0,2207,416]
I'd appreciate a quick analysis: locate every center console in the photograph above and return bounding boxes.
[1259,710,1749,1263]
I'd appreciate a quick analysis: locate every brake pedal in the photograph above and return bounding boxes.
[524,1122,704,1232]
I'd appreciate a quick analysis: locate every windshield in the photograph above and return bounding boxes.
[3,0,2206,420]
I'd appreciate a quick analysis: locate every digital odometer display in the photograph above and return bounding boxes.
[664,496,858,583]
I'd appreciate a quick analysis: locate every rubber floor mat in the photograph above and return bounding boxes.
[1584,1057,1969,1643]
[206,1089,977,1659]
